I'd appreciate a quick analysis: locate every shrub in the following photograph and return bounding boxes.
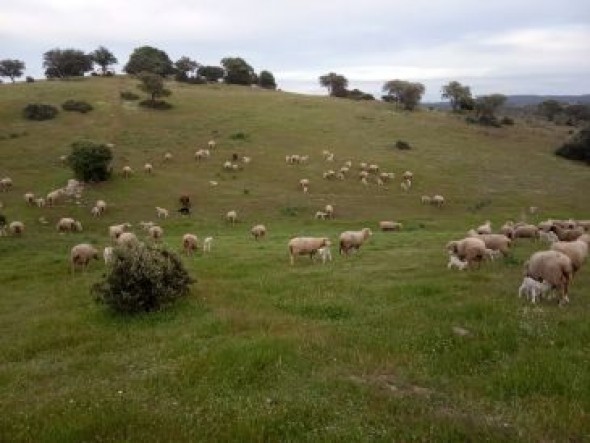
[23,103,58,121]
[229,132,248,140]
[501,116,514,126]
[395,140,412,150]
[555,127,590,165]
[25,76,34,83]
[62,99,93,113]
[91,244,194,314]
[0,213,6,228]
[120,91,140,100]
[67,140,113,182]
[139,99,173,110]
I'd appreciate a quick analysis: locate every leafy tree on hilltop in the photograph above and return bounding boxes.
[124,46,174,76]
[258,70,277,89]
[0,59,25,83]
[442,81,473,111]
[197,65,224,82]
[90,46,118,75]
[137,72,171,106]
[43,49,93,78]
[475,94,507,119]
[319,72,348,97]
[174,56,200,81]
[383,79,425,110]
[221,57,256,85]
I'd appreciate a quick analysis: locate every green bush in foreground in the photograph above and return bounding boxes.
[67,140,113,182]
[92,245,194,314]
[22,103,58,121]
[555,126,590,165]
[62,99,93,113]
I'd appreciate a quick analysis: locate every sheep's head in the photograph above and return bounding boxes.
[363,228,373,239]
[321,238,331,247]
[446,241,458,254]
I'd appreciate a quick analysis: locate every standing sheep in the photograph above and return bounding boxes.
[288,237,331,265]
[551,234,589,277]
[24,192,35,205]
[431,195,445,207]
[523,250,573,305]
[182,234,199,255]
[446,237,487,269]
[251,224,266,240]
[226,210,238,224]
[148,225,164,242]
[56,217,83,233]
[518,276,551,304]
[0,177,13,192]
[379,221,402,232]
[70,244,99,274]
[155,207,169,219]
[339,228,372,256]
[202,236,213,253]
[144,163,153,174]
[513,224,539,240]
[476,220,492,235]
[9,221,25,236]
[109,223,132,240]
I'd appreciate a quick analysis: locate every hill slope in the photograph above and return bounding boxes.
[0,77,589,441]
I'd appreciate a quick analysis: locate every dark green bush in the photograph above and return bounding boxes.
[139,99,173,110]
[23,103,58,121]
[120,91,140,100]
[67,140,113,182]
[62,99,93,113]
[25,76,34,83]
[229,132,248,140]
[395,140,412,150]
[500,116,514,125]
[91,245,194,314]
[555,127,590,165]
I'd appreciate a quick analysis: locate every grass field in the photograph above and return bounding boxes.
[1,77,589,442]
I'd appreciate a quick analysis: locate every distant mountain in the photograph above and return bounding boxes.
[425,94,590,109]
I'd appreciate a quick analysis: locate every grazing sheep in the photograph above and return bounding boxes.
[144,163,153,173]
[471,234,512,256]
[194,149,210,161]
[251,224,267,240]
[500,221,515,239]
[182,234,199,255]
[359,171,369,180]
[400,179,411,192]
[9,221,25,236]
[539,230,559,243]
[550,225,584,242]
[226,210,238,224]
[148,225,164,242]
[91,206,101,217]
[164,152,173,161]
[103,246,114,265]
[402,171,413,181]
[316,242,332,264]
[523,250,573,305]
[361,177,369,186]
[447,254,469,270]
[323,170,336,180]
[155,207,169,219]
[315,211,328,220]
[380,172,395,182]
[117,232,139,248]
[379,221,402,232]
[0,177,13,192]
[223,161,233,170]
[299,178,310,190]
[109,223,132,240]
[208,139,216,149]
[518,277,551,304]
[46,189,64,206]
[56,217,83,233]
[95,200,107,214]
[203,236,213,253]
[122,166,133,178]
[242,156,251,164]
[431,195,445,207]
[368,164,379,173]
[209,181,218,187]
[421,195,431,205]
[35,197,46,208]
[70,243,99,273]
[537,220,553,232]
[325,204,334,219]
[476,220,492,235]
[513,224,539,240]
[139,221,156,231]
[288,237,331,265]
[24,192,35,205]
[339,228,372,256]
[446,237,487,269]
[551,234,589,277]
[484,248,502,261]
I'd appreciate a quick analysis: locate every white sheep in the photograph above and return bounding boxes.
[91,206,101,217]
[484,248,502,261]
[24,192,35,205]
[122,166,133,178]
[400,179,411,192]
[226,210,238,224]
[288,237,330,265]
[0,177,13,192]
[203,236,213,253]
[539,230,559,243]
[518,276,551,304]
[46,189,65,206]
[9,221,25,236]
[431,195,445,207]
[148,225,164,242]
[70,243,99,273]
[96,200,107,214]
[316,243,332,264]
[299,178,310,190]
[103,246,114,265]
[339,228,372,256]
[182,234,199,255]
[144,163,153,173]
[379,221,402,231]
[164,152,173,161]
[523,250,573,305]
[155,207,169,219]
[476,220,492,235]
[208,139,216,149]
[447,254,469,270]
[421,195,431,204]
[56,217,83,233]
[117,232,139,248]
[109,223,132,240]
[209,181,219,187]
[324,205,334,219]
[315,211,328,220]
[35,198,46,208]
[250,224,266,240]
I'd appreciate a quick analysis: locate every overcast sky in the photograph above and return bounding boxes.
[2,0,590,100]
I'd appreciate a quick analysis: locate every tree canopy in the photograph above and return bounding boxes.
[90,46,118,75]
[441,81,473,111]
[475,94,507,119]
[174,56,199,80]
[221,57,256,85]
[258,70,277,89]
[382,80,425,110]
[319,73,348,97]
[137,72,171,103]
[0,59,25,82]
[197,65,224,82]
[124,46,174,76]
[43,49,93,78]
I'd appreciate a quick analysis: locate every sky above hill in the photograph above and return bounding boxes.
[2,0,590,101]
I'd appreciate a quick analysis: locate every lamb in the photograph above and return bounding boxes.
[164,152,173,161]
[339,228,372,256]
[122,166,133,178]
[447,254,469,270]
[103,246,114,265]
[56,217,83,233]
[324,204,334,219]
[148,225,164,242]
[315,211,328,220]
[539,230,559,243]
[182,234,199,255]
[446,237,487,269]
[316,242,332,264]
[431,195,445,207]
[513,224,539,240]
[251,224,267,240]
[484,248,502,261]
[117,232,139,248]
[208,139,216,149]
[523,250,573,305]
[46,189,65,206]
[35,198,46,208]
[288,237,331,265]
[96,200,107,214]
[9,221,25,236]
[109,223,132,240]
[400,180,411,192]
[209,181,219,187]
[144,163,153,174]
[299,178,310,190]
[70,243,99,273]
[0,177,13,192]
[24,192,35,205]
[202,236,213,253]
[155,206,169,219]
[226,210,238,224]
[379,221,402,232]
[91,206,101,217]
[518,276,551,304]
[242,156,251,164]
[550,234,589,277]
[476,220,492,235]
[421,195,431,205]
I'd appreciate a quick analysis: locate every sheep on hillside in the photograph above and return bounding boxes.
[447,254,469,270]
[226,210,238,224]
[251,224,266,240]
[9,221,25,236]
[144,163,153,174]
[70,244,99,273]
[339,228,372,256]
[122,166,133,178]
[56,217,83,233]
[446,237,486,269]
[109,223,132,240]
[476,220,492,235]
[182,234,199,255]
[24,192,35,205]
[431,195,445,207]
[0,177,13,192]
[288,237,330,265]
[518,276,551,304]
[148,225,164,242]
[523,250,573,305]
[379,221,402,232]
[203,236,213,253]
[155,207,169,219]
[551,234,589,277]
[117,232,139,248]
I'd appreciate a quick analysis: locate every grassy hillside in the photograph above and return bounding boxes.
[0,77,589,442]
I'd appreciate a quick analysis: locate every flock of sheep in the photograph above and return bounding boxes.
[446,218,589,306]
